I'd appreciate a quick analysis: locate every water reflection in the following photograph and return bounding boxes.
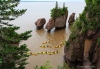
[35,28,46,36]
[46,29,66,39]
[25,28,70,69]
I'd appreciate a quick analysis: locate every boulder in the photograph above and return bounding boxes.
[55,12,68,29]
[68,13,75,25]
[35,18,46,29]
[45,18,55,32]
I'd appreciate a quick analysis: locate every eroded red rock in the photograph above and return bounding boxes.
[35,18,46,29]
[68,13,75,25]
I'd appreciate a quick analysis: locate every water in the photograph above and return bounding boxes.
[9,2,86,69]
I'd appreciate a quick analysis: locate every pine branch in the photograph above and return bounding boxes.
[0,0,20,4]
[0,0,32,68]
[19,30,32,40]
[0,9,26,20]
[0,21,13,26]
[0,2,19,10]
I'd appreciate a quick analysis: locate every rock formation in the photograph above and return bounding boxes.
[68,13,75,25]
[55,12,68,29]
[89,31,100,69]
[45,18,55,32]
[45,12,68,32]
[64,0,100,69]
[45,2,68,32]
[35,18,46,29]
[64,33,86,67]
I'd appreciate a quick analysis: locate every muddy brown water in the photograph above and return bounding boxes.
[24,29,93,69]
[22,27,71,69]
[9,20,92,69]
[10,22,92,69]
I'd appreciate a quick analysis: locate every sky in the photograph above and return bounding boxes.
[21,0,85,2]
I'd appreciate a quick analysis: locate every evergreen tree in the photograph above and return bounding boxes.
[55,1,58,9]
[0,0,32,69]
[63,3,67,12]
[63,3,65,9]
[50,1,68,19]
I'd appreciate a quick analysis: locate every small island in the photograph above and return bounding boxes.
[45,1,68,32]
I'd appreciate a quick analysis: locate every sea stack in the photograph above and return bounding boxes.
[35,18,46,29]
[45,18,55,32]
[45,2,68,32]
[68,13,75,25]
[55,11,68,29]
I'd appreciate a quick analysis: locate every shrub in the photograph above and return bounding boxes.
[66,41,70,49]
[34,61,52,69]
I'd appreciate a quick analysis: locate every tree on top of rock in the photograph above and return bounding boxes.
[50,1,68,19]
[55,1,58,9]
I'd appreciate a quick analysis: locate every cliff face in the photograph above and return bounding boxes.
[64,0,100,68]
[89,31,100,69]
[64,32,86,67]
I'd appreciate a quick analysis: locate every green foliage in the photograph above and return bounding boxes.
[69,33,77,41]
[97,37,100,43]
[84,2,100,30]
[71,18,82,33]
[66,41,70,49]
[0,44,30,69]
[50,1,67,19]
[0,0,32,69]
[0,0,26,20]
[65,0,100,68]
[34,61,53,69]
[70,11,87,34]
[70,1,100,34]
[0,58,2,64]
[55,1,58,9]
[85,0,100,5]
[0,26,32,44]
[34,61,70,69]
[92,0,100,4]
[57,65,66,69]
[85,0,92,5]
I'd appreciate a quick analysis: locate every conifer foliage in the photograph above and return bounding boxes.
[0,0,32,69]
[50,1,68,19]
